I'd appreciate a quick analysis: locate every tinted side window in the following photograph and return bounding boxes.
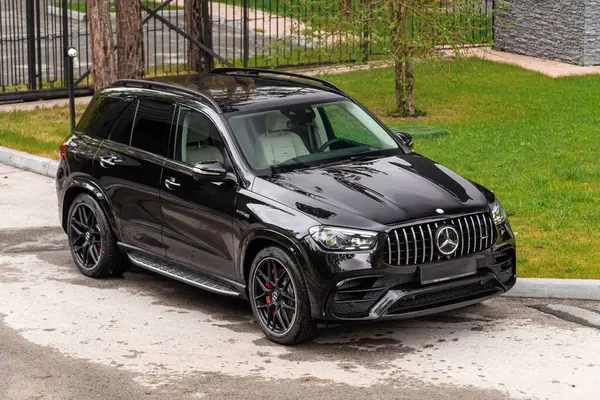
[174,108,226,165]
[109,100,138,145]
[77,95,129,139]
[130,99,174,156]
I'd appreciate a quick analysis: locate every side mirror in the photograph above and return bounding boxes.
[192,160,228,181]
[394,132,414,149]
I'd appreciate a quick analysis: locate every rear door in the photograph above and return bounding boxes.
[94,97,175,256]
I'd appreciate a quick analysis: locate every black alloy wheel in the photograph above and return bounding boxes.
[70,203,102,269]
[249,246,319,345]
[252,257,298,335]
[67,193,128,278]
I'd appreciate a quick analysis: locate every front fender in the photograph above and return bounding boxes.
[237,225,327,317]
[238,226,311,280]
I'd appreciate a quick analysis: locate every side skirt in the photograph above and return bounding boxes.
[118,243,246,298]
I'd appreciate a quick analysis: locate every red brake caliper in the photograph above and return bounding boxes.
[265,281,272,305]
[270,268,276,315]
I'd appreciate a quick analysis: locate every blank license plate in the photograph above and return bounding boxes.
[420,258,477,285]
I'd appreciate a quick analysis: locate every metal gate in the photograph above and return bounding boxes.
[0,0,494,103]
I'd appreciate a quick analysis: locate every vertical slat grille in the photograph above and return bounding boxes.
[384,212,496,266]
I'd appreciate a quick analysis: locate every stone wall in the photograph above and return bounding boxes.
[494,0,600,66]
[584,0,600,65]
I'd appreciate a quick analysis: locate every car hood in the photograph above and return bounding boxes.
[260,154,489,226]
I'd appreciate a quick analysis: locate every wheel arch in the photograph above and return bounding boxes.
[239,227,313,280]
[239,227,321,316]
[61,179,120,240]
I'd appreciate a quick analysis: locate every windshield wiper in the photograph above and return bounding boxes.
[349,154,380,162]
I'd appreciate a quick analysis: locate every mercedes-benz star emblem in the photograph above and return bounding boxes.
[435,225,460,256]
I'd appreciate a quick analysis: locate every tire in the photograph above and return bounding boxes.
[67,193,128,278]
[248,246,320,345]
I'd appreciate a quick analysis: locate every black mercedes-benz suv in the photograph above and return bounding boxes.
[56,68,516,344]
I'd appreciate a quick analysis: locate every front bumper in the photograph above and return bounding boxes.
[318,244,516,322]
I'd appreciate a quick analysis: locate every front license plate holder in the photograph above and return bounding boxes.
[419,258,477,285]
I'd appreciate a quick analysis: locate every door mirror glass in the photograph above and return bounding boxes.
[394,131,414,149]
[192,161,228,181]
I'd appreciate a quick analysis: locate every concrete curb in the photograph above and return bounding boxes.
[0,146,58,178]
[504,278,600,301]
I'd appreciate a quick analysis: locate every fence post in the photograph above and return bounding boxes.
[491,0,495,43]
[62,0,75,132]
[25,0,37,90]
[243,0,249,67]
[35,0,43,89]
[202,0,214,72]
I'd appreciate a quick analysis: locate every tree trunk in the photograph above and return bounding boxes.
[115,0,144,79]
[185,0,212,73]
[405,60,415,115]
[394,59,406,114]
[87,0,117,90]
[390,0,409,115]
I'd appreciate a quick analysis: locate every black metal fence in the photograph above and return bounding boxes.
[0,0,494,102]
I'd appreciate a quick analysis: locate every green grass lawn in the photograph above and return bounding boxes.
[322,58,600,279]
[0,106,86,159]
[1,58,598,278]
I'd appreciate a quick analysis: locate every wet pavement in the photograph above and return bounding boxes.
[1,164,600,400]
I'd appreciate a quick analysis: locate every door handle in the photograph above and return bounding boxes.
[164,177,180,190]
[99,155,121,168]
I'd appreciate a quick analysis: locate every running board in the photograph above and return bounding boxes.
[128,254,240,297]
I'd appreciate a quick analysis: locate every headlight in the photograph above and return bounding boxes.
[308,226,378,251]
[490,199,507,225]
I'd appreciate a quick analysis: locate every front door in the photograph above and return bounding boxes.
[160,106,238,280]
[94,98,174,256]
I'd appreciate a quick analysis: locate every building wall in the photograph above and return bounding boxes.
[584,0,600,65]
[494,0,600,66]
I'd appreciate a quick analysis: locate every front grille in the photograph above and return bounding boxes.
[383,212,496,266]
[387,279,502,315]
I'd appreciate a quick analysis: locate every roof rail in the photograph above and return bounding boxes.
[210,67,345,95]
[112,79,222,113]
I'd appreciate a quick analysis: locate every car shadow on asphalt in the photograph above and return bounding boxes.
[38,250,502,349]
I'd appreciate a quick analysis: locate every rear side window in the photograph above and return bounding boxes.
[130,99,174,156]
[108,100,138,145]
[76,95,130,139]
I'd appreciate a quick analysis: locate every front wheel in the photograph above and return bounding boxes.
[249,246,320,345]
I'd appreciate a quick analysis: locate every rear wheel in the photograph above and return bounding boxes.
[249,246,320,345]
[67,193,128,278]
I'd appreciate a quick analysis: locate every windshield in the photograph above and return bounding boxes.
[226,101,400,174]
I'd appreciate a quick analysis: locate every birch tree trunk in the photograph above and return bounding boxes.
[115,0,144,79]
[87,0,117,90]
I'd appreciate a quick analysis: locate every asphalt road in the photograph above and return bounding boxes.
[1,163,600,400]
